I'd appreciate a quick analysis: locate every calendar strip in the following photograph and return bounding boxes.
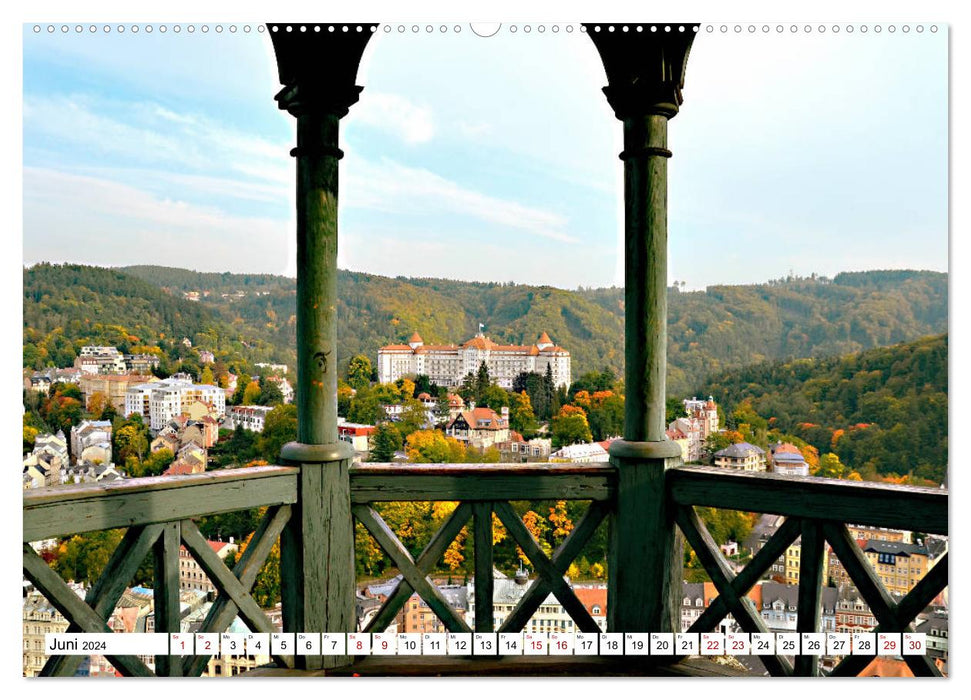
[42,632,930,657]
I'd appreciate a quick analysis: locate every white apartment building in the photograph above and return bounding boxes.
[75,346,127,375]
[378,331,571,390]
[255,362,289,375]
[79,345,120,357]
[125,374,226,431]
[226,405,274,433]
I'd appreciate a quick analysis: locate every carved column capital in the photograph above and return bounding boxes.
[268,23,377,118]
[584,24,698,120]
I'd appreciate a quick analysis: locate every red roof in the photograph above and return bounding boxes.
[860,658,914,677]
[537,331,552,344]
[163,462,204,476]
[208,540,234,555]
[574,587,607,617]
[462,336,497,350]
[409,331,423,343]
[451,407,507,431]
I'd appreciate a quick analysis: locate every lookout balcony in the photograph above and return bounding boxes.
[22,22,947,678]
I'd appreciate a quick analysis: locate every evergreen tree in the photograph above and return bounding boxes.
[413,374,432,396]
[434,389,452,425]
[475,361,491,404]
[544,364,556,418]
[370,422,402,462]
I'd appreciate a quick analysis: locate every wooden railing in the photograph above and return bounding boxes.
[22,466,299,677]
[351,463,613,635]
[22,462,948,677]
[669,466,948,677]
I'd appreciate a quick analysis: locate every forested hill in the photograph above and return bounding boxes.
[120,266,946,395]
[701,334,948,485]
[23,264,294,371]
[24,264,946,396]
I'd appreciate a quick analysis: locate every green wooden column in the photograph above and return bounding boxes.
[586,23,697,637]
[269,23,376,671]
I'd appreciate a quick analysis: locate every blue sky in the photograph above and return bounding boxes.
[22,24,948,289]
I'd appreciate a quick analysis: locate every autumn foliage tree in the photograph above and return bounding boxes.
[551,405,593,449]
[509,391,538,436]
[405,430,468,463]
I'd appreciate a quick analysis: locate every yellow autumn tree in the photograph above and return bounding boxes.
[397,378,416,401]
[518,510,551,564]
[492,514,507,545]
[548,500,573,543]
[443,528,466,571]
[355,522,384,576]
[242,380,262,405]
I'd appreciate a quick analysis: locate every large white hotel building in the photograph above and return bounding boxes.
[378,331,571,390]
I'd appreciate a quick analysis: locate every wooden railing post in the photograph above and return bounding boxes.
[153,522,182,676]
[269,24,376,671]
[795,521,825,676]
[472,502,495,632]
[586,24,697,637]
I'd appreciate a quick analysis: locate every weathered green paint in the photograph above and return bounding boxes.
[353,504,471,633]
[498,501,609,634]
[23,466,298,541]
[794,521,824,676]
[493,503,600,633]
[621,112,670,442]
[186,505,293,677]
[472,502,494,632]
[269,27,374,671]
[41,524,163,677]
[686,516,799,677]
[282,453,356,670]
[586,27,695,642]
[668,466,948,535]
[606,453,682,635]
[293,110,341,445]
[689,517,800,631]
[365,503,472,633]
[23,543,154,677]
[153,522,183,676]
[181,519,295,669]
[350,464,614,503]
[675,506,793,676]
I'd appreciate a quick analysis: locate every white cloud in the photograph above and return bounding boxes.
[24,94,291,187]
[343,157,579,244]
[23,167,290,274]
[348,92,435,145]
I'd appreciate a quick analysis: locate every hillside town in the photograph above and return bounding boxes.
[22,334,948,677]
